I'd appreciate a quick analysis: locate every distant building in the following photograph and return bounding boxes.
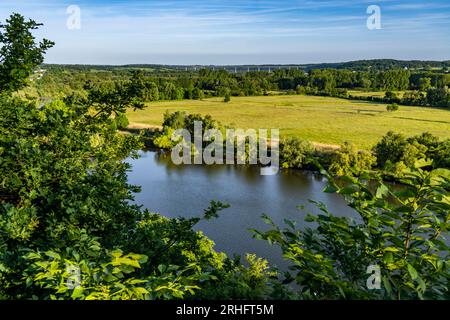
[30,68,46,81]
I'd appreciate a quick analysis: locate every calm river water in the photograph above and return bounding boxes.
[126,151,355,268]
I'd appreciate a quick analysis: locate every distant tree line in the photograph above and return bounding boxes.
[29,65,450,109]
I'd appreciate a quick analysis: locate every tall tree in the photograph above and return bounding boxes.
[0,13,54,92]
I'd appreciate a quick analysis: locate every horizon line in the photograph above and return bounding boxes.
[42,58,450,68]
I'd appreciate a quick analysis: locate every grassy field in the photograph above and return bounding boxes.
[127,95,450,149]
[348,90,409,98]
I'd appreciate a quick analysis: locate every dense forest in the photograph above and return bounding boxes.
[25,61,450,109]
[0,13,449,301]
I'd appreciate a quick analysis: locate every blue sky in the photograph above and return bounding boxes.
[1,0,449,65]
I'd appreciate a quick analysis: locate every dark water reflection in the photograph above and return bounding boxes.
[126,151,356,269]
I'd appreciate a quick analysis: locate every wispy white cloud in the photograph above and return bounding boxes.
[0,0,449,64]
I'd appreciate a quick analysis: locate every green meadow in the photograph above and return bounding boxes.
[127,95,450,149]
[347,90,409,98]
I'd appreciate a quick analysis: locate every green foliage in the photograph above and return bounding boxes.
[279,138,314,169]
[153,127,178,149]
[24,246,210,300]
[197,254,280,300]
[418,77,432,91]
[224,91,231,103]
[374,131,415,169]
[309,69,336,92]
[203,201,231,220]
[154,111,222,150]
[254,166,450,300]
[0,13,54,92]
[433,139,450,168]
[427,87,450,108]
[82,78,146,119]
[1,12,449,301]
[161,110,188,130]
[20,61,450,109]
[402,91,426,106]
[0,32,274,299]
[373,131,449,175]
[192,88,204,100]
[329,142,376,176]
[384,91,399,101]
[127,71,160,101]
[0,95,138,298]
[114,113,130,130]
[386,103,399,112]
[0,93,276,300]
[381,69,410,91]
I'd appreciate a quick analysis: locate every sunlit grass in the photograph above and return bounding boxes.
[348,90,410,98]
[127,95,450,149]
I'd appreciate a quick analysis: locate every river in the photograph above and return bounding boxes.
[126,151,355,269]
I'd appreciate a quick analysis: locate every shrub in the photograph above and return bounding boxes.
[254,165,450,299]
[385,91,399,101]
[386,103,399,112]
[373,131,431,176]
[433,139,450,168]
[296,85,307,95]
[329,142,376,176]
[402,91,425,106]
[373,131,450,175]
[374,131,409,168]
[427,87,450,108]
[154,112,222,150]
[224,92,231,103]
[115,113,129,130]
[279,138,315,169]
